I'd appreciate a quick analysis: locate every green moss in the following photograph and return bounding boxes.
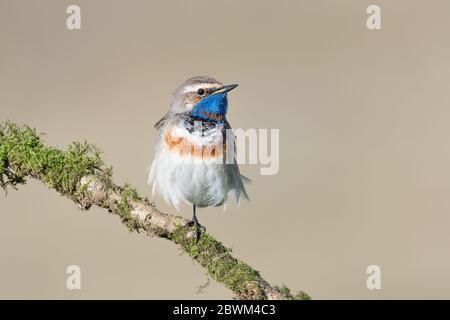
[170,225,262,298]
[168,223,310,300]
[1,120,310,300]
[274,284,311,300]
[114,183,142,232]
[0,122,107,197]
[0,121,142,231]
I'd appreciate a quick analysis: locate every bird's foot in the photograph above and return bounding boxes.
[185,218,206,242]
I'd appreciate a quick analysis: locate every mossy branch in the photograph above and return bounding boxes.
[0,121,310,300]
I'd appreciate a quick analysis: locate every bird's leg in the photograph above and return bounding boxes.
[185,205,206,241]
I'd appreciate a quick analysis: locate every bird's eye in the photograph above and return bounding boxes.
[197,88,206,96]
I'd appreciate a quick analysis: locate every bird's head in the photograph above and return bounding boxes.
[170,76,238,123]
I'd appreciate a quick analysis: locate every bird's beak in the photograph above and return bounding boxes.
[213,84,239,95]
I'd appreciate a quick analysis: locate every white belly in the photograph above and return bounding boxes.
[148,121,249,210]
[149,146,228,209]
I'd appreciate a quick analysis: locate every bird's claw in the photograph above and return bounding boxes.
[185,218,206,242]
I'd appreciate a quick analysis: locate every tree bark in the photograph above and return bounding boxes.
[0,121,309,300]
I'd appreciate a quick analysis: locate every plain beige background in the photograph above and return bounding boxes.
[1,0,450,299]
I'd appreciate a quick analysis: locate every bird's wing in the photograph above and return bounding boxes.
[223,120,251,203]
[154,112,170,129]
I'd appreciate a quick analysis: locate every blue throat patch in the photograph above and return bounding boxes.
[191,92,228,123]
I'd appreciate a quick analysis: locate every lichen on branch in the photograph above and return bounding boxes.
[0,121,310,300]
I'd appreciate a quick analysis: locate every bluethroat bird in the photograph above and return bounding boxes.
[148,76,250,240]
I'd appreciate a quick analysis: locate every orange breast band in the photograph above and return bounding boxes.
[164,130,226,159]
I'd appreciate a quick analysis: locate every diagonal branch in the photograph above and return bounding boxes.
[0,121,309,300]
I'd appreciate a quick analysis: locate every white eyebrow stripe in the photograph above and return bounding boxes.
[182,83,223,93]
